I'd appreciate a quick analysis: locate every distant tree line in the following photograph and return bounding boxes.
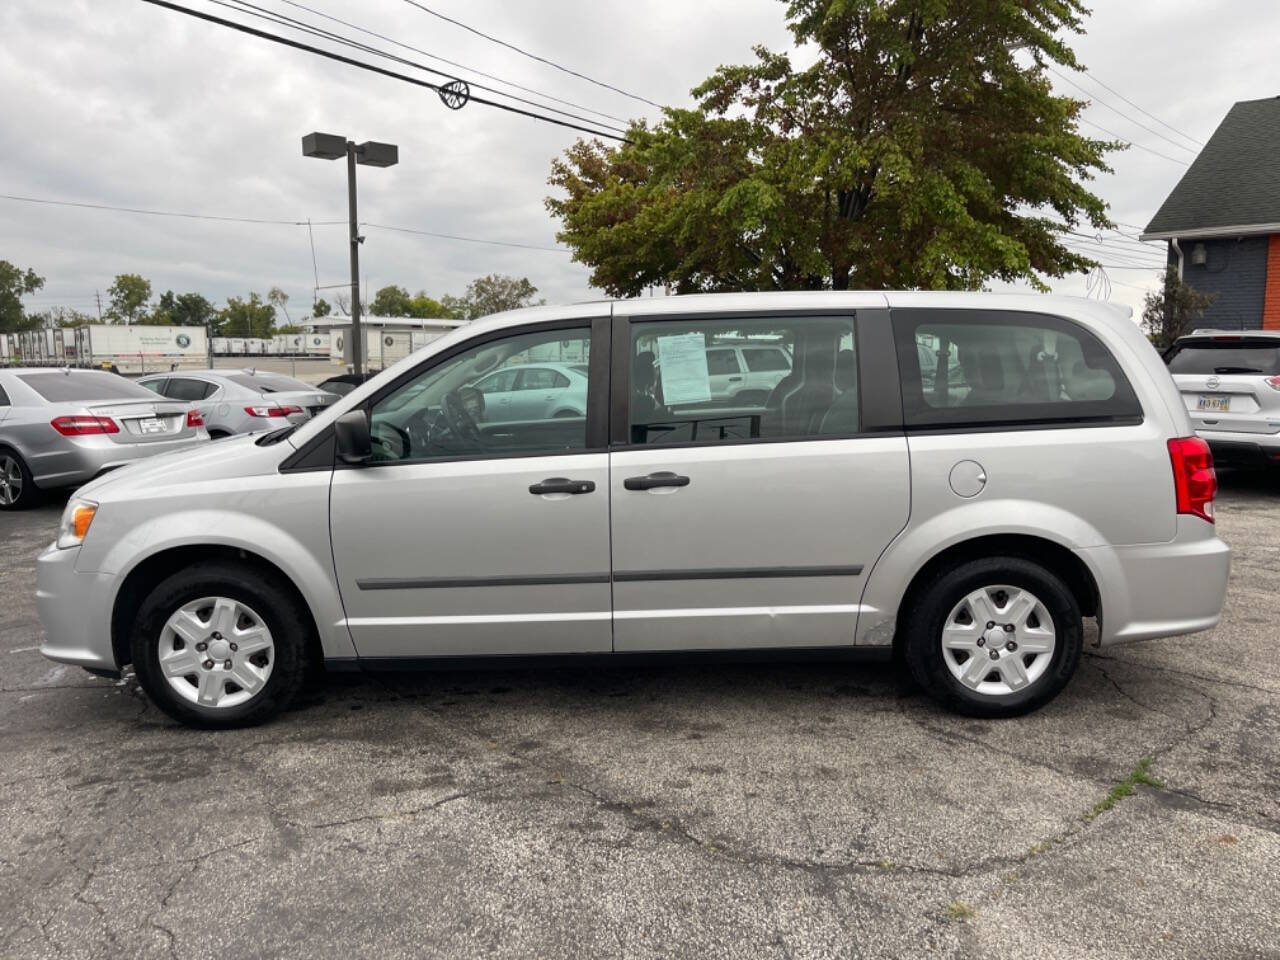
[0,260,545,336]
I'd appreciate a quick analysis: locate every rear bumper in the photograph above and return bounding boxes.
[1077,519,1231,646]
[36,543,119,672]
[30,433,208,490]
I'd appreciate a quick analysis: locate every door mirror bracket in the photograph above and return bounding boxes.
[334,409,372,464]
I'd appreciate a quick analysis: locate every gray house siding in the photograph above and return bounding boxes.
[1169,235,1269,330]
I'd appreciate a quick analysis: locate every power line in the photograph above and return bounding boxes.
[1077,116,1191,166]
[400,0,662,110]
[1078,69,1204,147]
[0,191,327,225]
[1046,64,1199,156]
[0,193,570,252]
[216,0,629,136]
[363,223,564,252]
[277,0,629,126]
[137,0,630,142]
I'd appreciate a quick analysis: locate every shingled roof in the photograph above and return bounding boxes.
[1142,96,1280,240]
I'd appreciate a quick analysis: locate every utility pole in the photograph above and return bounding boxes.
[345,140,363,377]
[94,291,102,322]
[303,132,398,377]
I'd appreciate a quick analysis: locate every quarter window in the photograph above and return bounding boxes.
[368,327,593,463]
[893,309,1141,428]
[628,316,856,445]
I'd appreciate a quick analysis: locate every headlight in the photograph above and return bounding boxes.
[57,498,98,549]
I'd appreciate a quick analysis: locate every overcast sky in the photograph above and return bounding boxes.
[2,0,1278,322]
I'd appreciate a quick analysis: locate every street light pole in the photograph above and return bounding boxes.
[302,132,399,377]
[345,140,363,377]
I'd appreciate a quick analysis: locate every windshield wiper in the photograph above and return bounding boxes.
[255,425,298,446]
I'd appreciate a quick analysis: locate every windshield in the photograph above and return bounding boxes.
[227,373,316,393]
[1166,340,1280,376]
[18,372,159,402]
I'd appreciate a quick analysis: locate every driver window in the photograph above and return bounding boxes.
[368,327,592,463]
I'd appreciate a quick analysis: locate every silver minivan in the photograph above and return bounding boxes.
[37,293,1231,727]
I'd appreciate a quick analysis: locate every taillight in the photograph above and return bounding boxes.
[186,409,205,428]
[1168,436,1217,523]
[244,405,303,418]
[1264,376,1280,392]
[51,415,119,436]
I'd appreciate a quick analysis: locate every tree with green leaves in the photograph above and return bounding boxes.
[0,260,45,334]
[370,284,453,319]
[447,274,543,320]
[105,273,152,324]
[1143,267,1215,351]
[147,290,215,328]
[311,297,332,318]
[548,0,1117,295]
[216,293,277,338]
[369,284,414,317]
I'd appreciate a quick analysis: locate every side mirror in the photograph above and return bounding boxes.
[334,409,372,464]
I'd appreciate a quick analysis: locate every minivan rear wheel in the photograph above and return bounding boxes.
[131,562,310,728]
[902,557,1082,717]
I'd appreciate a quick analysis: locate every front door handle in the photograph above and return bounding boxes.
[529,477,595,495]
[728,376,743,382]
[623,471,690,491]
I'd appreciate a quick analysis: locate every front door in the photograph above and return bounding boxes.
[330,319,612,659]
[608,309,910,652]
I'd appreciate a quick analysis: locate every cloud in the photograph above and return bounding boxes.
[1,0,1274,320]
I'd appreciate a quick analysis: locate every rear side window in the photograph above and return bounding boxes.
[743,348,789,372]
[1165,339,1280,375]
[17,372,158,402]
[0,383,10,405]
[892,309,1141,429]
[164,378,215,401]
[517,368,570,390]
[706,349,741,375]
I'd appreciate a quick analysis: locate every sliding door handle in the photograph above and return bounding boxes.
[529,477,595,495]
[623,471,690,491]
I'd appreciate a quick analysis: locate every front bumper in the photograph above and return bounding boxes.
[1077,519,1231,646]
[30,433,208,490]
[36,543,120,673]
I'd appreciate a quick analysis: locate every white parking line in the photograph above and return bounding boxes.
[8,646,40,654]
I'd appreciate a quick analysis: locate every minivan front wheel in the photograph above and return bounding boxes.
[131,562,310,728]
[903,557,1082,717]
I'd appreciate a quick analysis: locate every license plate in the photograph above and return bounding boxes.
[1196,395,1230,413]
[138,417,166,434]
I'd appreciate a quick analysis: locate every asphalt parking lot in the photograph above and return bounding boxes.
[1,479,1277,960]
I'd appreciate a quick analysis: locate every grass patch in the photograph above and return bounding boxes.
[1084,757,1164,822]
[944,901,977,922]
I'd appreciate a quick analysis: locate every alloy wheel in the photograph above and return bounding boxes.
[940,584,1056,697]
[0,456,22,506]
[158,596,275,709]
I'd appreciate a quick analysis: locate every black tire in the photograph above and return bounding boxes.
[131,561,312,728]
[902,556,1082,718]
[0,447,40,511]
[207,429,230,439]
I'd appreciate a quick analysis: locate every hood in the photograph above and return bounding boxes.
[75,432,292,502]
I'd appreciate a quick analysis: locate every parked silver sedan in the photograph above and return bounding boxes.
[0,367,209,510]
[136,370,339,438]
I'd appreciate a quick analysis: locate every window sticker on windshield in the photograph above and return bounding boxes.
[655,333,712,404]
